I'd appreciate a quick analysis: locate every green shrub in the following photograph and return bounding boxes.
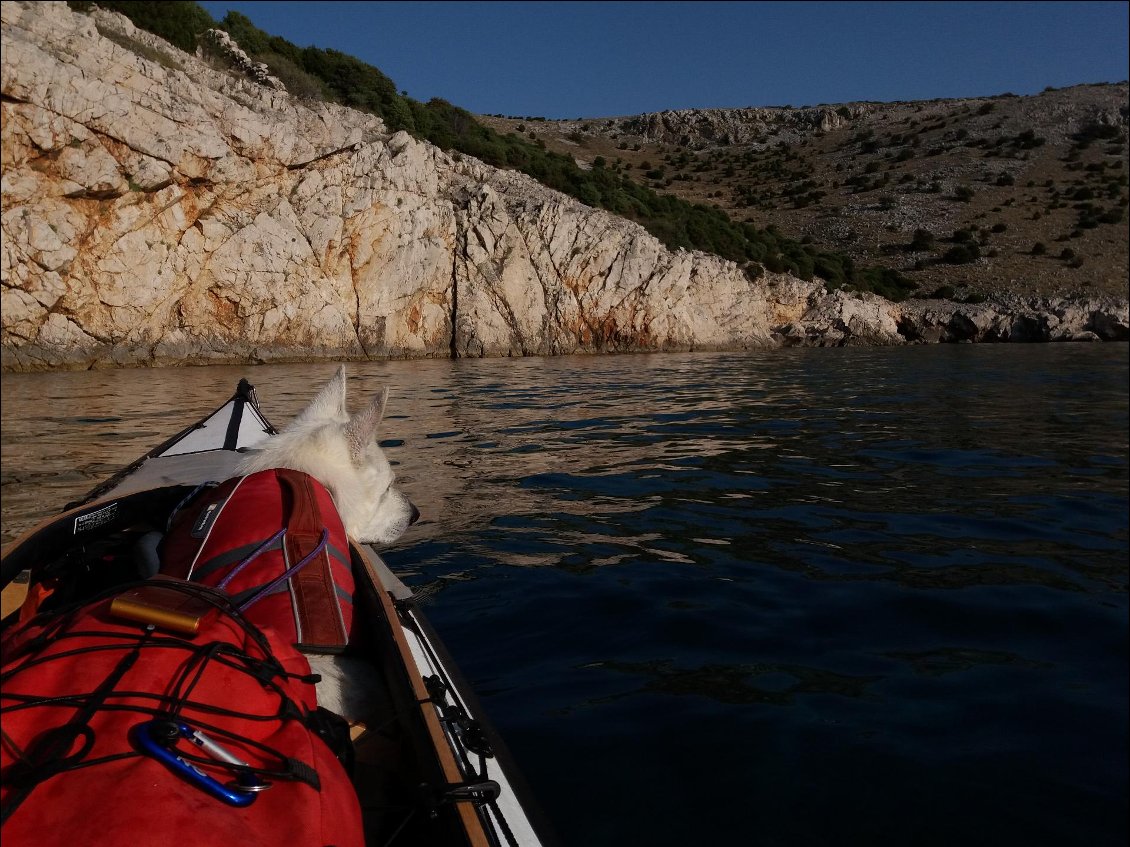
[953,184,975,202]
[258,51,325,100]
[942,244,980,264]
[1074,122,1120,146]
[850,266,917,300]
[910,228,935,250]
[763,253,788,273]
[1031,242,1046,255]
[1014,130,1045,149]
[217,7,270,54]
[74,0,215,52]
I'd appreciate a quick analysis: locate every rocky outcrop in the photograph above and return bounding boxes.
[613,104,872,149]
[774,291,1129,346]
[199,27,285,92]
[1,3,1126,372]
[895,296,1130,343]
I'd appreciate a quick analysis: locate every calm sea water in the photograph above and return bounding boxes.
[2,345,1127,847]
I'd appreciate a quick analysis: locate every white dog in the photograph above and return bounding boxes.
[236,365,418,719]
[236,365,418,544]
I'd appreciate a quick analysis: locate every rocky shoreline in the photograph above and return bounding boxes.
[776,291,1129,348]
[2,3,1127,375]
[4,291,1126,373]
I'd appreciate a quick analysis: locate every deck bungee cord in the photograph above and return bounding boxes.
[1,479,360,838]
[0,577,346,826]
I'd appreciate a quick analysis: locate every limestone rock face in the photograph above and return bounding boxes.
[0,1,796,370]
[1,3,1126,371]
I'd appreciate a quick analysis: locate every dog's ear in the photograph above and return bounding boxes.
[345,387,388,460]
[292,365,349,426]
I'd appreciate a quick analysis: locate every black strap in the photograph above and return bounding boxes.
[223,396,245,450]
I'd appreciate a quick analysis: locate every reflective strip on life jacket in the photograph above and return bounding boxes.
[160,470,355,652]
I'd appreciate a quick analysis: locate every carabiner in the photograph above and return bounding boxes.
[132,720,268,806]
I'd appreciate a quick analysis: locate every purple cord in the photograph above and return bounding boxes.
[236,529,330,612]
[215,528,288,591]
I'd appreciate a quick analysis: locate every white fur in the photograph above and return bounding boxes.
[236,366,416,545]
[305,655,387,723]
[234,367,417,719]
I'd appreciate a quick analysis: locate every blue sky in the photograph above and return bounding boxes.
[197,1,1129,119]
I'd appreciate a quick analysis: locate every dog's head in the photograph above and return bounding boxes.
[236,366,419,544]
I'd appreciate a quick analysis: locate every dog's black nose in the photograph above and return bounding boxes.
[408,503,421,526]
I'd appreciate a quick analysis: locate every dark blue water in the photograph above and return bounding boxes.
[377,346,1129,847]
[2,345,1127,846]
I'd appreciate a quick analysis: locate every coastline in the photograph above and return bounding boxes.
[3,292,1126,374]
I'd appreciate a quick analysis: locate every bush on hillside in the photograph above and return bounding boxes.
[910,228,935,250]
[943,244,980,264]
[70,0,214,52]
[258,52,325,100]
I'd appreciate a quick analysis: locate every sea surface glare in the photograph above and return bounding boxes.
[2,344,1127,847]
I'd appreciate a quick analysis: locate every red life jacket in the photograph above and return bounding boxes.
[160,469,356,652]
[0,471,365,845]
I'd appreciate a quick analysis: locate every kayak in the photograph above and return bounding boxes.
[0,377,551,847]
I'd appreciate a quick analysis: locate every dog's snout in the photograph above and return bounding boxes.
[408,502,421,526]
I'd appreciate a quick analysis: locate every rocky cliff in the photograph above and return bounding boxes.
[1,2,1126,372]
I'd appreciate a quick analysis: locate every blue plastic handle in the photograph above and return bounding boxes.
[132,721,258,807]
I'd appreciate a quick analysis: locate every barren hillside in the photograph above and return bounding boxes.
[478,84,1129,302]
